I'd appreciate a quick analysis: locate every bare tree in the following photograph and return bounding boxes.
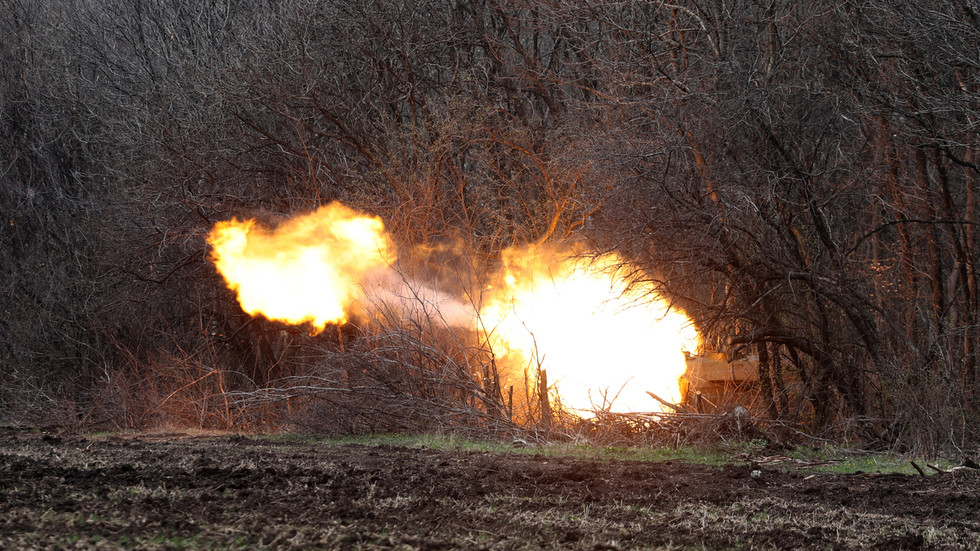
[2,0,978,449]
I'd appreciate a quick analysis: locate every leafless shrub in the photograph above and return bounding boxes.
[227,304,525,437]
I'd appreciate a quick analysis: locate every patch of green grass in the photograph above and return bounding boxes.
[517,441,735,465]
[745,444,957,475]
[256,432,325,445]
[807,453,953,475]
[261,432,514,453]
[226,431,964,476]
[272,432,733,465]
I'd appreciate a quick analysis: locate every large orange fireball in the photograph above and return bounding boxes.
[207,203,393,332]
[207,203,698,417]
[479,247,699,414]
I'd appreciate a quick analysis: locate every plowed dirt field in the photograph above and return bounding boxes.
[1,429,978,549]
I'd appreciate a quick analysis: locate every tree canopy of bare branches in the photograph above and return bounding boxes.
[1,0,978,452]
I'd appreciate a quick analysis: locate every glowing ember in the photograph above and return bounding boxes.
[207,203,393,332]
[479,247,699,414]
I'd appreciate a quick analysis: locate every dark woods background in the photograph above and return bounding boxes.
[2,0,978,453]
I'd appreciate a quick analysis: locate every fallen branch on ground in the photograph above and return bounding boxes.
[925,463,980,475]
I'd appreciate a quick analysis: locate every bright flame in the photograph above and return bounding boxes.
[207,204,700,416]
[207,203,393,332]
[480,247,699,414]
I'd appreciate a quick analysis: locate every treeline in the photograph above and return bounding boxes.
[1,0,978,451]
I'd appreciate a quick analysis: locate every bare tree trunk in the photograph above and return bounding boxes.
[538,368,551,428]
[963,146,978,396]
[771,343,788,417]
[757,342,778,419]
[916,149,946,329]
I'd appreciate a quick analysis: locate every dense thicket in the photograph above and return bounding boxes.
[1,0,977,451]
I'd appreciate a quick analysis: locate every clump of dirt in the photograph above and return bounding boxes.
[0,428,977,549]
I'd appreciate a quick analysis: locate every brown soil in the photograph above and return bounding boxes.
[0,429,978,549]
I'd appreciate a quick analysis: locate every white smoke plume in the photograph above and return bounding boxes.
[360,267,477,329]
